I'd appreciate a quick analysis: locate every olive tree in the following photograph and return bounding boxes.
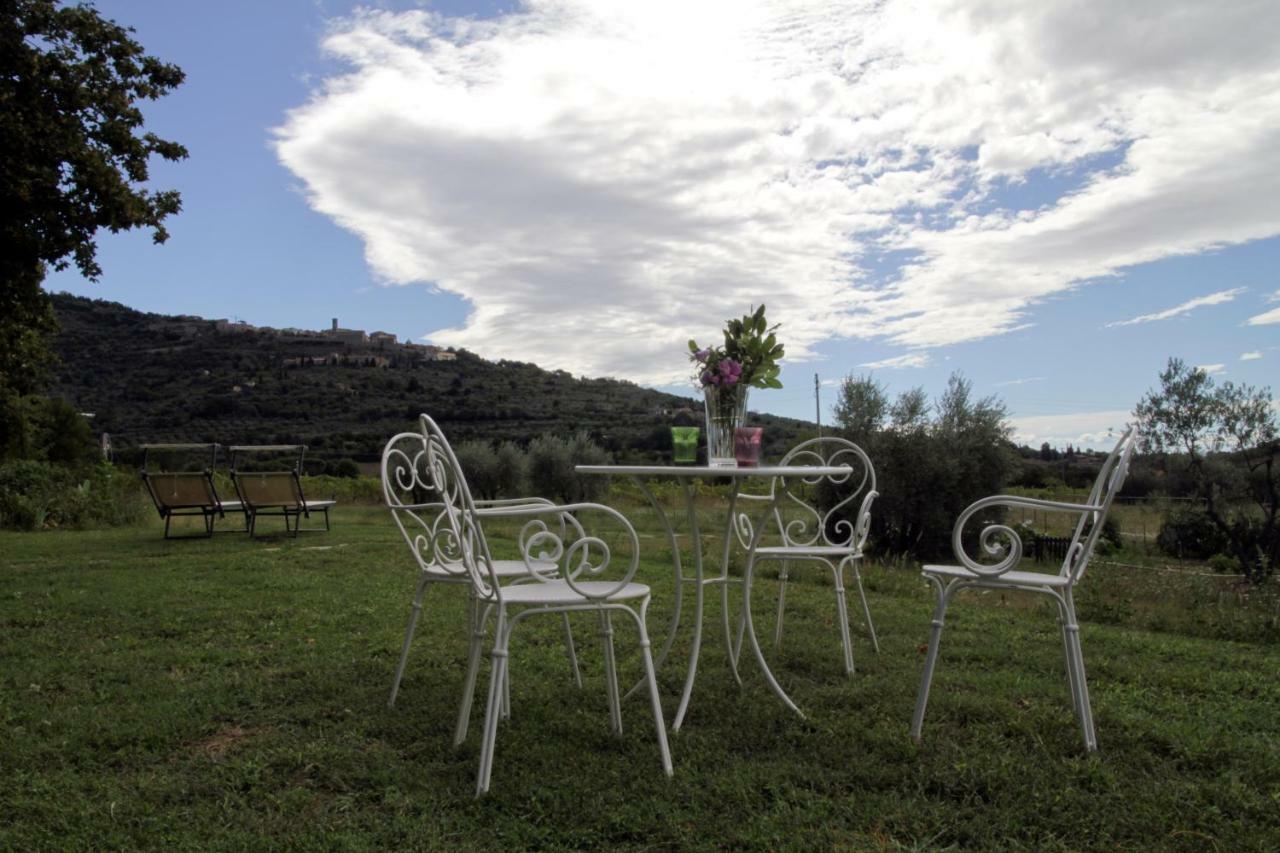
[1134,358,1278,583]
[832,372,1014,559]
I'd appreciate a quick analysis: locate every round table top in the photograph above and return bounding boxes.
[575,464,852,478]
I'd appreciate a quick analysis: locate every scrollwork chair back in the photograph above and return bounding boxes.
[775,437,878,552]
[381,418,498,601]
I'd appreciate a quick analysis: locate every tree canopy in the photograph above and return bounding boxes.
[1,0,186,396]
[1135,358,1278,582]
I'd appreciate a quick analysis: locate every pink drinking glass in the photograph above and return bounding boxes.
[733,427,763,467]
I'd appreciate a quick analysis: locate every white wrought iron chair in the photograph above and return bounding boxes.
[909,427,1137,751]
[384,415,672,795]
[732,437,880,717]
[382,440,584,735]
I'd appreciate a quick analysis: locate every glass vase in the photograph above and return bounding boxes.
[703,384,748,467]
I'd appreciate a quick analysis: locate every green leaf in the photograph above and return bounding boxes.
[688,339,698,352]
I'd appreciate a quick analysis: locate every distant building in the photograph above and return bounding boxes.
[435,351,457,362]
[325,317,367,345]
[214,319,256,333]
[369,331,397,347]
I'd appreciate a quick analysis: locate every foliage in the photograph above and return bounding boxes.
[453,440,504,500]
[0,458,146,530]
[1,0,186,397]
[1156,505,1229,560]
[526,432,611,503]
[0,392,97,465]
[687,304,784,391]
[330,459,360,478]
[832,372,1015,559]
[1135,358,1279,582]
[49,295,817,466]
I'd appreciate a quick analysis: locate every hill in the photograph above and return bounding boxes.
[49,293,815,468]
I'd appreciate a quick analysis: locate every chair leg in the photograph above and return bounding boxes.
[600,610,623,735]
[562,613,583,689]
[774,561,789,653]
[388,573,432,707]
[1055,599,1083,721]
[622,600,673,777]
[1063,592,1097,751]
[833,561,856,676]
[455,597,490,746]
[476,609,509,796]
[910,578,955,743]
[851,561,879,654]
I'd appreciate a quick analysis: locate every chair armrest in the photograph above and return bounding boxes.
[952,495,1102,578]
[480,502,640,600]
[473,496,556,515]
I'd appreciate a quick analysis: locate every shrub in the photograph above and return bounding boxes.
[454,440,503,499]
[1207,553,1239,574]
[832,373,1015,561]
[527,432,612,503]
[0,460,147,530]
[1157,506,1228,559]
[493,441,528,498]
[331,458,360,478]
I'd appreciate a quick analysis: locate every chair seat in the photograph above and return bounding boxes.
[497,580,651,605]
[753,545,861,558]
[922,563,1071,587]
[426,558,557,579]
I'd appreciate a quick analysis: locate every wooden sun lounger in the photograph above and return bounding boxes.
[229,445,335,538]
[140,444,244,539]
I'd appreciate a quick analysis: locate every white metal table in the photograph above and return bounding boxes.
[575,464,852,729]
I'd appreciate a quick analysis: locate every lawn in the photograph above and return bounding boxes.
[2,501,1278,850]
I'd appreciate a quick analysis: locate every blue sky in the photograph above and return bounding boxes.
[45,0,1279,449]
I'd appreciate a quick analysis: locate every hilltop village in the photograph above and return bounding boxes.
[172,315,457,368]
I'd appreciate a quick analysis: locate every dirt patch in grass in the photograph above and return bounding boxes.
[191,725,264,761]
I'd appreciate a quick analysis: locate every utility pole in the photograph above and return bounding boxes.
[815,373,822,438]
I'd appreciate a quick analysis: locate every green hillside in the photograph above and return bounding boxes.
[49,293,814,467]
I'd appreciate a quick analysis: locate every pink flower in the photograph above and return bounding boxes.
[694,348,711,363]
[719,358,743,386]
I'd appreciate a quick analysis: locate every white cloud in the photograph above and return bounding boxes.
[1010,410,1131,451]
[1105,288,1245,328]
[995,376,1045,387]
[1247,307,1280,325]
[275,0,1280,383]
[1196,363,1226,375]
[859,352,931,369]
[1241,351,1263,361]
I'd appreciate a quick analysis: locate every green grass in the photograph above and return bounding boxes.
[2,504,1278,850]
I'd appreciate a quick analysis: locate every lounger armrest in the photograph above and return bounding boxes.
[950,495,1102,578]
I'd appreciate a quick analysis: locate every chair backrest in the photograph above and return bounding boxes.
[1061,427,1137,583]
[146,472,218,510]
[381,417,498,599]
[229,445,310,508]
[139,443,222,515]
[235,471,303,508]
[765,437,878,551]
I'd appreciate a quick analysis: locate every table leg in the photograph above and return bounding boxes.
[717,486,742,687]
[672,479,706,731]
[622,477,685,702]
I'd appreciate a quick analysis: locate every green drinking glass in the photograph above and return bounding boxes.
[671,426,699,464]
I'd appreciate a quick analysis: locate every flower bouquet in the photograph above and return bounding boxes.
[688,305,784,466]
